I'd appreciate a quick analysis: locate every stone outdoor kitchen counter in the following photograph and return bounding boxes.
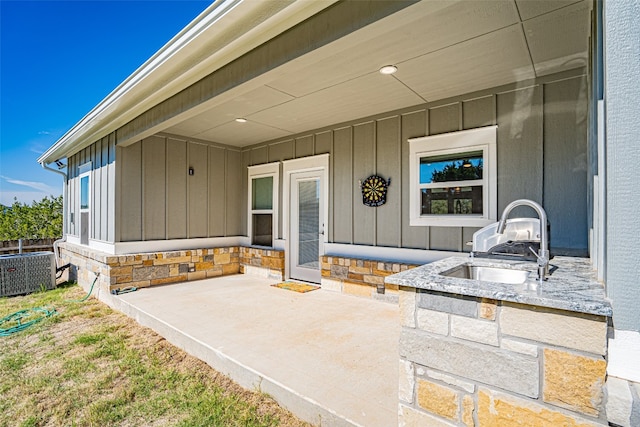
[391,255,613,425]
[385,255,612,317]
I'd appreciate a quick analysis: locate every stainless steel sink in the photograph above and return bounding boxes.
[440,263,530,285]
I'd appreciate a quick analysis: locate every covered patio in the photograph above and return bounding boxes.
[103,275,399,427]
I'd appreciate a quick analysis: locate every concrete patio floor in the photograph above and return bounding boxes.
[103,274,400,426]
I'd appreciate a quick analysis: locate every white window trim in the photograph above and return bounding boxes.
[409,126,497,227]
[247,162,279,247]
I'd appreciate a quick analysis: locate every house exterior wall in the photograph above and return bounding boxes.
[243,70,589,254]
[604,0,640,338]
[66,132,116,243]
[67,70,589,259]
[602,2,640,425]
[116,136,243,242]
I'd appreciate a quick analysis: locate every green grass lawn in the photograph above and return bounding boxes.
[0,283,310,427]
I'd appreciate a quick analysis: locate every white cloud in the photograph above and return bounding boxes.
[0,175,60,195]
[29,146,45,154]
[24,130,64,155]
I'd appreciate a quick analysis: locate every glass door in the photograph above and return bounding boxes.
[290,171,323,283]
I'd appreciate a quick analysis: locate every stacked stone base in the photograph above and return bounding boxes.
[320,255,417,303]
[60,243,284,293]
[606,376,640,427]
[61,244,417,301]
[399,287,609,426]
[239,247,284,280]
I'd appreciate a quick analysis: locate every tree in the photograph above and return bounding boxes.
[0,195,63,240]
[431,159,483,183]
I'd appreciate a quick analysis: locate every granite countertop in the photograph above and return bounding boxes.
[385,255,612,317]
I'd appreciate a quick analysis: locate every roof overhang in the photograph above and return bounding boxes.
[38,0,339,164]
[39,0,592,162]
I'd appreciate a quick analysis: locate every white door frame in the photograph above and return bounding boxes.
[289,170,324,282]
[282,154,329,282]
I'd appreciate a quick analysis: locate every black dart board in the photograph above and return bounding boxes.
[361,175,390,207]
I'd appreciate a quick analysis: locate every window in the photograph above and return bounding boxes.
[78,161,92,211]
[409,126,497,227]
[80,176,90,210]
[248,163,279,246]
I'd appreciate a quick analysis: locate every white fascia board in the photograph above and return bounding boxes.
[38,0,339,164]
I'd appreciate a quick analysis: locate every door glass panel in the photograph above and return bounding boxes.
[80,176,89,209]
[297,180,319,269]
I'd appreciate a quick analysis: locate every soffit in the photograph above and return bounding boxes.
[249,72,425,134]
[393,24,535,102]
[523,1,591,76]
[159,0,592,148]
[166,85,295,136]
[38,0,339,163]
[514,0,580,20]
[263,0,521,98]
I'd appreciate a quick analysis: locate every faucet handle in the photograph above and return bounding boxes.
[528,246,548,265]
[529,246,547,265]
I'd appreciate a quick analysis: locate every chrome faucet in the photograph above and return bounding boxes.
[496,199,549,281]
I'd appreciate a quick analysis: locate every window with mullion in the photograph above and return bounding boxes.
[251,176,273,246]
[247,163,279,247]
[409,126,497,227]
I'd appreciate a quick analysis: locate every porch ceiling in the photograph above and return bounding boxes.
[163,0,591,147]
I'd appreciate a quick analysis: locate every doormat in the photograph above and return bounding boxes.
[271,281,320,293]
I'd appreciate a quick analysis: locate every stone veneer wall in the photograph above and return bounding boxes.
[239,247,284,280]
[60,243,284,292]
[320,255,417,303]
[398,287,609,426]
[606,376,640,426]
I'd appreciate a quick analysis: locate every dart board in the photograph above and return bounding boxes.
[361,175,390,207]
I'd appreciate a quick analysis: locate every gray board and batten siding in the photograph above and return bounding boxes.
[604,1,640,331]
[242,70,589,255]
[116,136,243,242]
[65,69,588,254]
[65,135,243,243]
[66,133,116,243]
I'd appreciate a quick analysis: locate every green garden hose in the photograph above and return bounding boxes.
[66,273,99,303]
[1,274,100,336]
[0,307,57,337]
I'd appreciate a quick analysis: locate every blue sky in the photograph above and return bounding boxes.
[0,0,211,206]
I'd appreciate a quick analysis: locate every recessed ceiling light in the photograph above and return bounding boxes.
[379,65,397,75]
[235,118,247,123]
